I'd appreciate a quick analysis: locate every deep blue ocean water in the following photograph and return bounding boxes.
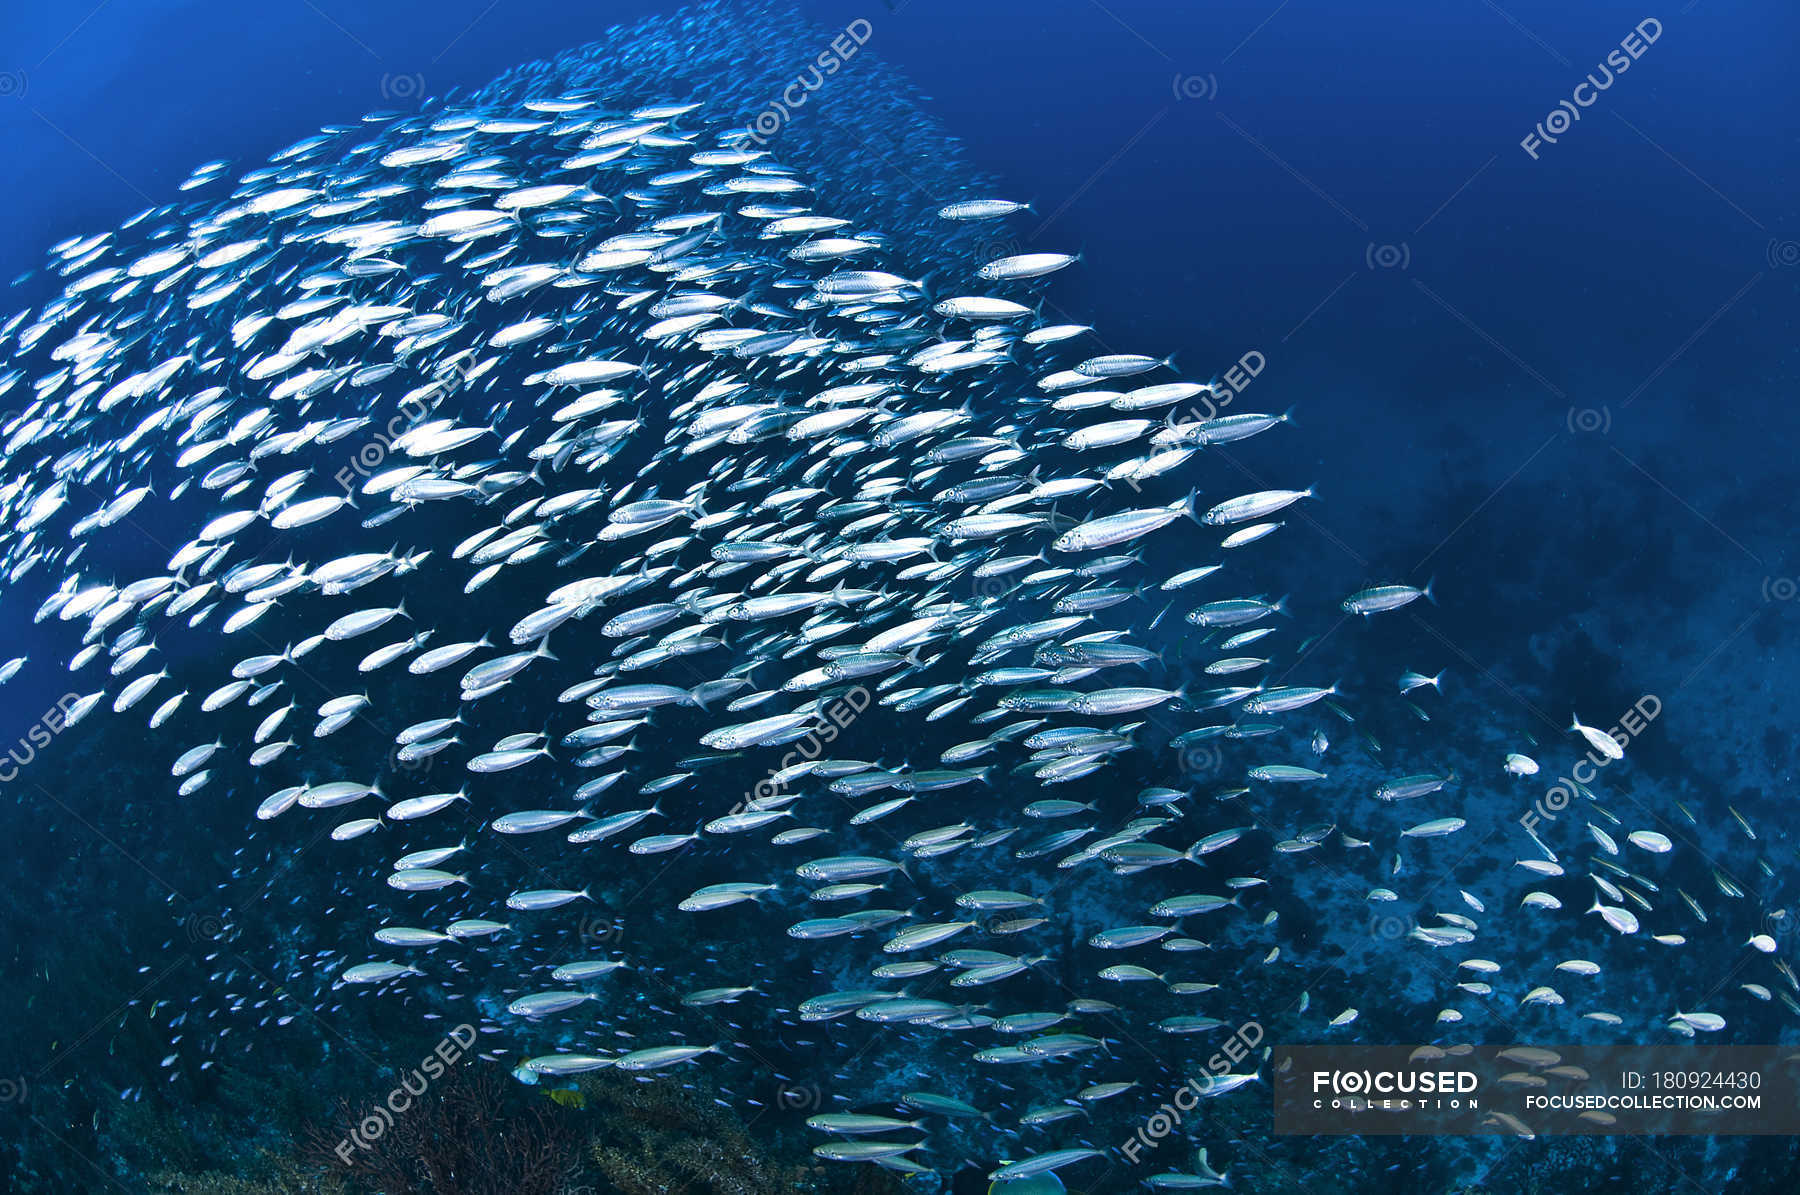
[1,2,1796,1191]
[5,0,1795,718]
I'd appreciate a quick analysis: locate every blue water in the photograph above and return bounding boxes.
[7,0,1793,678]
[2,1,1796,1190]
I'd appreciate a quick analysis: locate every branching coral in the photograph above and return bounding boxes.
[302,1067,582,1195]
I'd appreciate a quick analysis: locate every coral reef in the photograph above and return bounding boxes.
[579,1072,904,1195]
[148,1154,349,1194]
[303,1068,582,1195]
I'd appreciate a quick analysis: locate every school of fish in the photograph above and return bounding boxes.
[0,1,1790,1187]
